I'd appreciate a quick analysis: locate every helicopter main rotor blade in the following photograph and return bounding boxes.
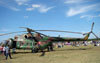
[20,27,35,32]
[0,31,26,36]
[20,27,48,37]
[33,31,49,37]
[91,22,94,32]
[20,27,84,34]
[35,30,84,34]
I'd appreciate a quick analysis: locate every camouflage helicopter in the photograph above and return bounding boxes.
[0,22,100,56]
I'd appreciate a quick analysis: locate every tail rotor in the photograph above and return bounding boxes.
[90,22,98,38]
[83,22,98,38]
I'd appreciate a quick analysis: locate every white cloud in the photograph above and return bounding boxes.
[0,1,20,11]
[24,16,28,18]
[0,28,9,32]
[32,4,41,8]
[15,0,29,5]
[66,4,98,16]
[67,8,85,16]
[65,0,83,4]
[9,6,20,11]
[98,14,100,16]
[26,4,41,11]
[80,14,100,21]
[80,15,93,18]
[39,6,55,13]
[80,15,86,18]
[80,15,100,19]
[26,7,34,11]
[26,4,55,13]
[80,15,93,21]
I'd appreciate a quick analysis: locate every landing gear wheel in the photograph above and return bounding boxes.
[31,48,38,53]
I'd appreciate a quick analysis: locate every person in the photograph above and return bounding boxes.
[5,45,12,60]
[0,45,3,54]
[84,41,88,46]
[12,37,18,53]
[47,42,54,51]
[93,41,97,46]
[97,42,100,46]
[3,45,6,56]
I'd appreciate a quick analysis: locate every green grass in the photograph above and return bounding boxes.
[0,45,100,63]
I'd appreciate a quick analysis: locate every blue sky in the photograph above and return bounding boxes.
[0,0,100,42]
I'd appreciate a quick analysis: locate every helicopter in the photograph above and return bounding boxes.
[0,22,100,56]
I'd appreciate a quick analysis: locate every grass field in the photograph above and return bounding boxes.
[0,45,100,63]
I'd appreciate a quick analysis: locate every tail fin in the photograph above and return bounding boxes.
[84,33,90,40]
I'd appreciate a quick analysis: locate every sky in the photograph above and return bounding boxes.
[0,0,100,42]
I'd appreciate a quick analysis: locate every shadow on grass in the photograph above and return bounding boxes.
[55,47,93,52]
[11,52,32,55]
[12,48,93,54]
[10,47,93,57]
